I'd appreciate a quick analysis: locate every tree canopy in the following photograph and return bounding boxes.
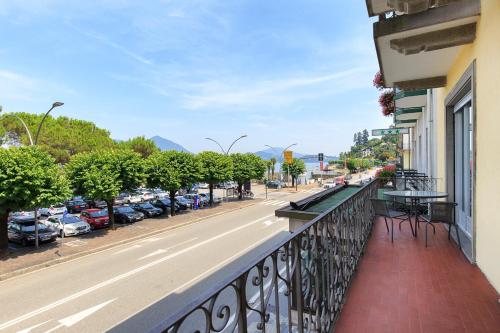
[230,153,266,199]
[118,136,159,158]
[198,151,233,205]
[0,112,116,163]
[282,158,306,187]
[0,147,71,251]
[146,151,201,215]
[66,149,146,228]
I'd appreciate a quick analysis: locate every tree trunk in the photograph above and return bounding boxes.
[170,190,176,216]
[106,200,115,230]
[238,182,243,200]
[209,183,214,206]
[292,176,295,187]
[0,210,10,254]
[271,168,275,180]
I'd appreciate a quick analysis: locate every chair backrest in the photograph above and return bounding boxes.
[395,177,406,190]
[429,202,457,224]
[370,198,390,217]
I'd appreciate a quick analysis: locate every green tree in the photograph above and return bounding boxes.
[198,151,233,205]
[231,153,266,199]
[270,157,277,179]
[118,136,159,158]
[282,158,306,187]
[0,112,116,163]
[66,149,146,229]
[146,151,201,215]
[0,147,71,251]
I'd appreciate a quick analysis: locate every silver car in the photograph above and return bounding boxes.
[43,215,91,237]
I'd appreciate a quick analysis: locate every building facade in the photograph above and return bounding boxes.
[366,0,500,292]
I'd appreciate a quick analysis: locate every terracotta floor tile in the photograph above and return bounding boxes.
[335,217,500,333]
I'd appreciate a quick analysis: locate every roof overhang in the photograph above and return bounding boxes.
[395,119,417,128]
[394,107,423,121]
[374,0,480,89]
[366,0,462,17]
[395,89,427,108]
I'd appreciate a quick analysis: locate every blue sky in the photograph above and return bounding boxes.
[0,1,391,155]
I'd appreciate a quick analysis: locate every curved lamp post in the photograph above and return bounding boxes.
[0,108,34,145]
[205,134,248,155]
[34,102,64,145]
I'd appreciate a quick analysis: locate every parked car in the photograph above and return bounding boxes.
[183,194,205,207]
[176,196,193,209]
[39,204,67,217]
[131,202,163,218]
[267,180,286,189]
[217,181,237,189]
[152,188,169,199]
[137,190,154,202]
[198,182,209,189]
[43,215,91,237]
[8,210,40,222]
[85,199,107,209]
[116,192,142,204]
[199,193,222,204]
[113,206,144,224]
[65,199,89,213]
[8,216,58,246]
[150,199,174,215]
[172,197,189,210]
[80,209,110,230]
[323,182,336,189]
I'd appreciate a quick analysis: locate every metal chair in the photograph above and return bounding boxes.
[370,198,412,242]
[422,202,461,248]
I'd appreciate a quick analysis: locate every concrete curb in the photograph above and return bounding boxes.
[0,200,261,282]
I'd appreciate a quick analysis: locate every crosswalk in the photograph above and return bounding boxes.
[300,188,324,194]
[260,199,289,207]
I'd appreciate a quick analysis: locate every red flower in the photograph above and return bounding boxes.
[379,91,395,116]
[373,71,385,90]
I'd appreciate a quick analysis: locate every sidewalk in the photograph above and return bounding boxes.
[0,198,262,280]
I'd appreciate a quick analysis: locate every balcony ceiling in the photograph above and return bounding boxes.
[374,0,480,89]
[395,119,417,128]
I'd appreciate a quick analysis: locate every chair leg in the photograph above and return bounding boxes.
[448,223,451,240]
[425,223,429,247]
[455,224,462,249]
[391,218,394,243]
[384,217,389,234]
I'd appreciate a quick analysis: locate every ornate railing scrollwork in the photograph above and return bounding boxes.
[153,180,379,333]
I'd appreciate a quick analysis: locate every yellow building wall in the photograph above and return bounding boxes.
[435,0,500,291]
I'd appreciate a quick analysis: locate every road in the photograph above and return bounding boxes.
[0,188,323,333]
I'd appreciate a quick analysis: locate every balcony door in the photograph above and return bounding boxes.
[454,94,473,238]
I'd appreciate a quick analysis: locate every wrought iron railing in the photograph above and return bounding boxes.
[151,180,379,333]
[392,176,438,191]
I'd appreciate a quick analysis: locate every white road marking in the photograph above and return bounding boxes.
[0,215,273,331]
[113,244,142,255]
[263,220,273,226]
[59,299,116,327]
[138,249,167,261]
[140,237,163,243]
[16,320,51,333]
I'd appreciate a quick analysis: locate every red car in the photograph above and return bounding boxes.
[80,209,109,230]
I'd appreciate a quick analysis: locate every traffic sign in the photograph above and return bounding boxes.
[372,128,409,136]
[318,153,324,161]
[284,150,293,163]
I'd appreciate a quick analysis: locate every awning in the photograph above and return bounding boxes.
[394,107,423,121]
[395,89,427,109]
[395,119,417,128]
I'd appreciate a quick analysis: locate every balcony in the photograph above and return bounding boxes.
[395,119,417,128]
[121,179,500,332]
[395,89,427,109]
[370,0,480,89]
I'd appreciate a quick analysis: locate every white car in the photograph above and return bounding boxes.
[198,183,209,189]
[43,215,91,237]
[39,204,67,217]
[138,190,154,201]
[152,189,169,199]
[117,192,142,204]
[323,182,336,189]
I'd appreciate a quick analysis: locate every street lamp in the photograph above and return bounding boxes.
[0,108,34,145]
[34,102,64,145]
[264,143,298,185]
[205,134,248,155]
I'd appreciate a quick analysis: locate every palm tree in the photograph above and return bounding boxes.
[270,157,277,180]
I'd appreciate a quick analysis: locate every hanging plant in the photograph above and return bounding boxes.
[373,71,385,90]
[379,91,395,116]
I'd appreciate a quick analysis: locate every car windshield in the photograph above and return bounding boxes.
[62,216,82,224]
[159,199,170,205]
[139,203,154,209]
[20,222,49,232]
[52,204,65,208]
[89,210,108,218]
[69,200,85,205]
[117,207,135,213]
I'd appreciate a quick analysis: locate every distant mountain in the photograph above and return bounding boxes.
[151,136,190,152]
[254,147,337,162]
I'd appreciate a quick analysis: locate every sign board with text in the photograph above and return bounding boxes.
[372,128,409,136]
[283,150,293,163]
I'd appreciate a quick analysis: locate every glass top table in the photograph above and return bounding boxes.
[383,191,449,237]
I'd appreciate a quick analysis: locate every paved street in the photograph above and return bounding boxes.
[0,188,322,333]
